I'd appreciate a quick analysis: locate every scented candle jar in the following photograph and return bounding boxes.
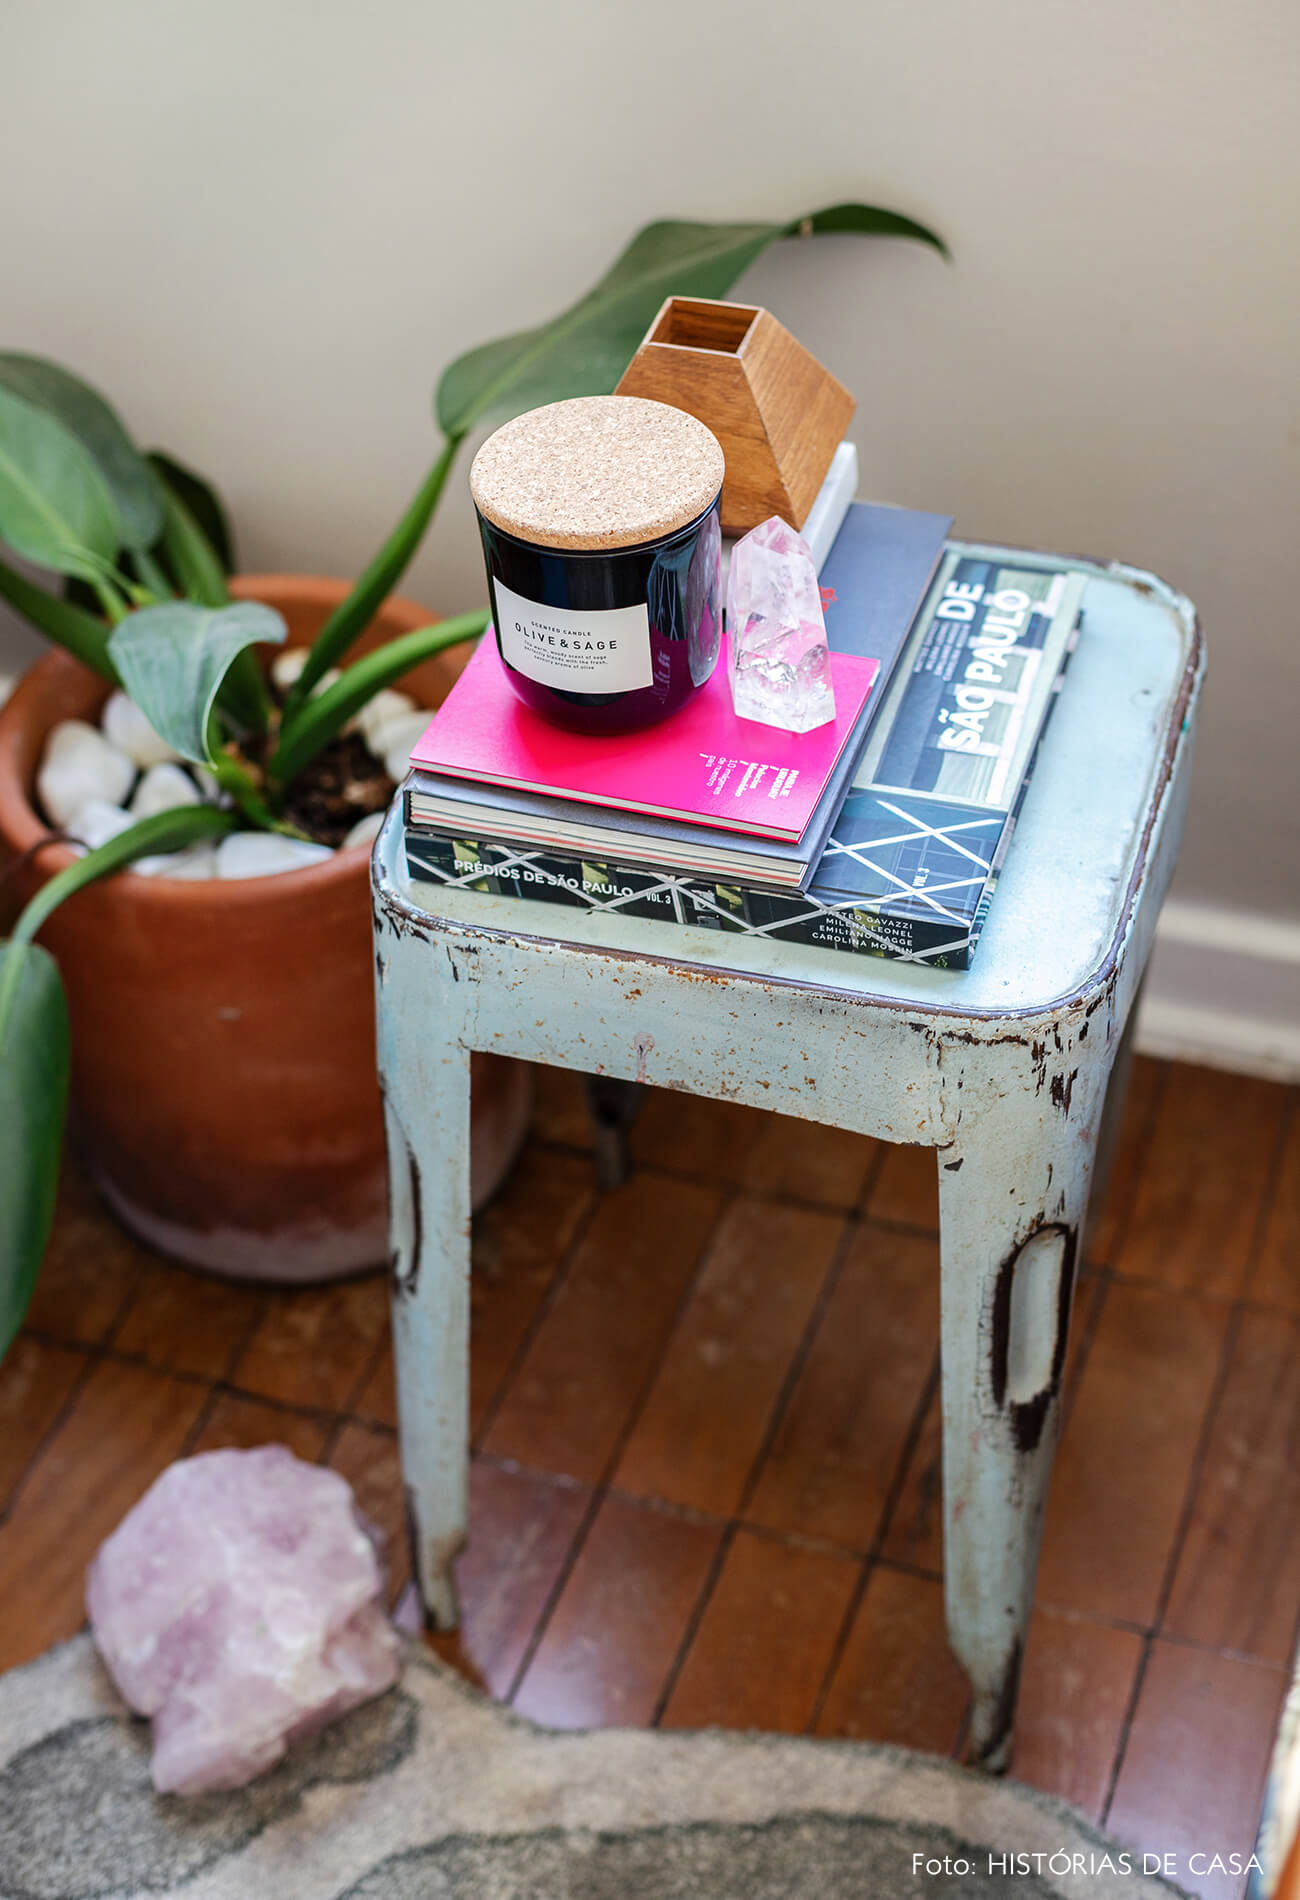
[470,395,723,736]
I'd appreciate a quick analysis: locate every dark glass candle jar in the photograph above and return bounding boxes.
[470,396,724,737]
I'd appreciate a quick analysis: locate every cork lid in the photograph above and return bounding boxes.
[470,395,725,551]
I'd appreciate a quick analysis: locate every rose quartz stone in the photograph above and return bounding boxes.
[85,1444,401,1795]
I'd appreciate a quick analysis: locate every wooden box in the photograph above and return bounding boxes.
[614,297,856,536]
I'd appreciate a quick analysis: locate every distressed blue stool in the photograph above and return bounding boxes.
[371,549,1202,1773]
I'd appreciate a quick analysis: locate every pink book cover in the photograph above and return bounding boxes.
[409,636,881,843]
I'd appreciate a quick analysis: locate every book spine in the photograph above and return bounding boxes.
[403,833,975,968]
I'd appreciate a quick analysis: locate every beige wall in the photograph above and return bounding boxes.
[2,0,1296,918]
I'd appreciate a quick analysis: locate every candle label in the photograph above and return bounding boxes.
[493,580,653,694]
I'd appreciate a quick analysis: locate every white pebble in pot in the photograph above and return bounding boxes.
[216,832,334,879]
[101,691,180,768]
[66,799,135,851]
[356,688,416,751]
[270,647,309,691]
[129,844,220,879]
[130,763,201,819]
[194,765,232,807]
[37,721,135,827]
[380,711,433,782]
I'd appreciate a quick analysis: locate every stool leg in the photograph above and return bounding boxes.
[378,1034,472,1631]
[935,1059,1107,1772]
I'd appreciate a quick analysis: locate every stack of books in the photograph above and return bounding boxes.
[403,505,1089,969]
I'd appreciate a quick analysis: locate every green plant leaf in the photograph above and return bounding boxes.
[285,434,462,714]
[0,801,235,1357]
[0,942,67,1361]
[271,610,486,784]
[435,202,947,439]
[151,473,230,609]
[0,554,119,681]
[0,354,163,550]
[144,466,268,733]
[107,600,286,763]
[148,450,236,575]
[0,384,124,583]
[791,202,950,252]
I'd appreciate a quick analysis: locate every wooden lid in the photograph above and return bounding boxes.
[470,395,724,551]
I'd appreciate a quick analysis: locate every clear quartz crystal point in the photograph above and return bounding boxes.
[726,515,836,732]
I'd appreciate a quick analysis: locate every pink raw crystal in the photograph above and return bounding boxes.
[86,1444,401,1795]
[726,515,836,732]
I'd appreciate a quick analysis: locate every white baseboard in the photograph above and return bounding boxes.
[1137,899,1300,1080]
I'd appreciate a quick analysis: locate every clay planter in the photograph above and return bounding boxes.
[0,576,532,1283]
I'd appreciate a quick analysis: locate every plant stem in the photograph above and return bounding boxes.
[270,609,486,786]
[90,576,128,624]
[284,433,466,717]
[130,548,173,599]
[210,754,307,838]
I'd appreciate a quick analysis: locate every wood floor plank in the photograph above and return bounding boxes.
[867,1143,939,1230]
[1087,1055,1166,1266]
[425,1461,591,1700]
[114,1261,263,1380]
[1116,1065,1289,1297]
[0,1357,207,1669]
[816,1565,969,1754]
[1036,1281,1228,1626]
[1251,1102,1300,1313]
[1163,1307,1300,1662]
[466,1148,596,1439]
[614,1199,842,1518]
[662,1529,859,1734]
[878,1375,944,1575]
[530,1064,597,1150]
[633,1092,877,1209]
[0,1336,87,1515]
[1012,1611,1143,1819]
[1108,1643,1285,1900]
[26,1160,146,1345]
[353,1144,597,1439]
[512,1490,721,1729]
[483,1174,723,1485]
[746,1224,937,1550]
[328,1423,410,1605]
[230,1272,390,1413]
[190,1392,332,1463]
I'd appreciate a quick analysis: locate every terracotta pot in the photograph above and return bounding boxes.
[0,576,532,1282]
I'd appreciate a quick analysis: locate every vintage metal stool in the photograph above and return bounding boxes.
[371,548,1202,1773]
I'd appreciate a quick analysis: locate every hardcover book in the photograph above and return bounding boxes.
[404,546,1088,969]
[408,633,878,845]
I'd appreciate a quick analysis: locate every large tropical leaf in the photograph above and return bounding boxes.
[436,202,947,439]
[151,473,229,609]
[148,450,236,577]
[0,943,67,1360]
[108,599,286,763]
[0,554,119,680]
[0,385,123,583]
[0,354,163,550]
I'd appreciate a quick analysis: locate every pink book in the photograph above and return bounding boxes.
[409,636,880,844]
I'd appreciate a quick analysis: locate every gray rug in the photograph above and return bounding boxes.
[0,1636,1189,1900]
